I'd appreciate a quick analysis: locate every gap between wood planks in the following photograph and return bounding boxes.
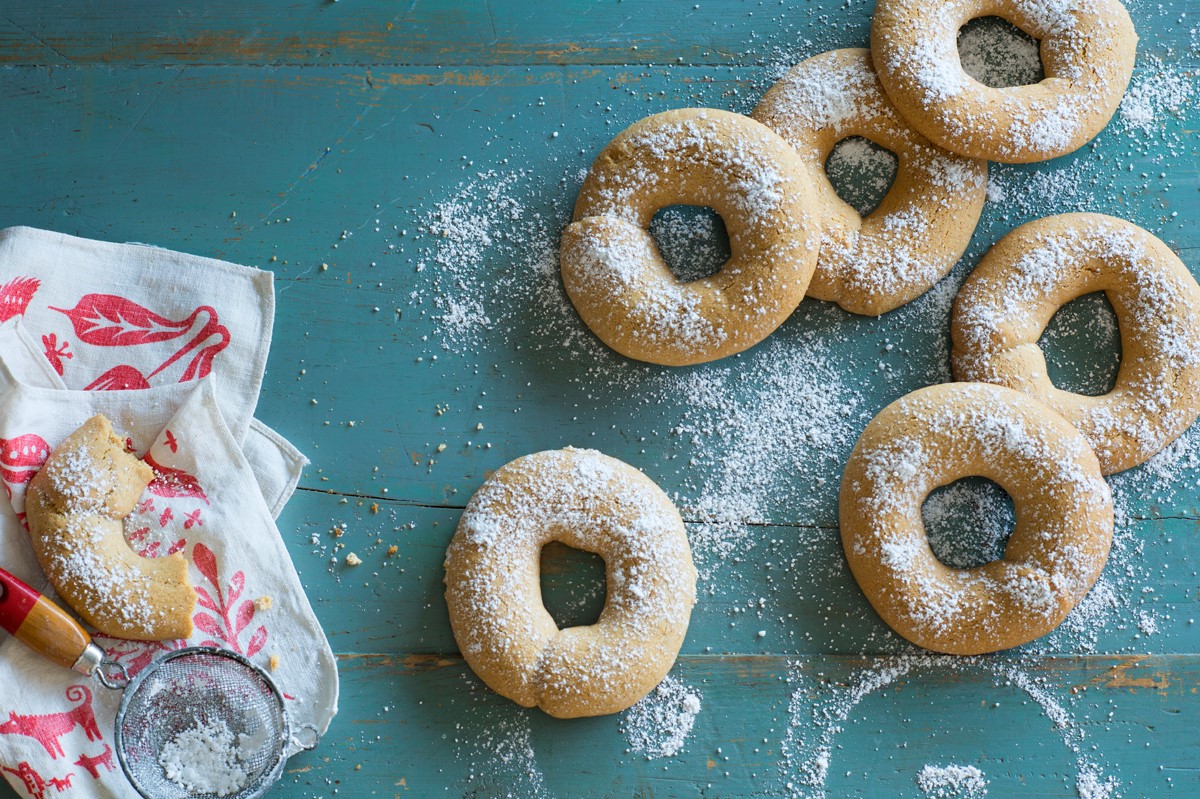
[295,485,1200,526]
[336,652,1199,691]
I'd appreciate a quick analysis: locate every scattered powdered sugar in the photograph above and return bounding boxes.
[1118,56,1195,134]
[620,675,703,759]
[451,689,550,799]
[410,168,567,357]
[917,763,988,798]
[782,656,1118,799]
[658,335,863,577]
[402,24,1199,790]
[159,718,251,798]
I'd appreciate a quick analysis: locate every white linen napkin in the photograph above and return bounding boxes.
[0,365,338,799]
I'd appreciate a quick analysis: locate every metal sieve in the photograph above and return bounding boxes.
[115,647,318,799]
[0,567,319,799]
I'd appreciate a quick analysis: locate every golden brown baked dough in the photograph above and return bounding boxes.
[753,48,987,315]
[561,108,821,366]
[952,213,1200,474]
[25,415,195,641]
[443,448,697,717]
[840,383,1113,655]
[871,0,1137,163]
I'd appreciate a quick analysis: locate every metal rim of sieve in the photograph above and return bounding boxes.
[112,646,307,799]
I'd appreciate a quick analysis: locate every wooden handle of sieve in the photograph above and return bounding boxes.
[0,565,98,672]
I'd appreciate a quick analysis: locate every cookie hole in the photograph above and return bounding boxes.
[825,137,898,217]
[923,478,1015,569]
[1039,292,1121,397]
[958,16,1044,88]
[540,541,607,629]
[649,204,731,283]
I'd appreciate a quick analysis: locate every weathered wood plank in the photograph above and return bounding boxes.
[279,653,1200,798]
[0,1,1192,66]
[288,488,1200,658]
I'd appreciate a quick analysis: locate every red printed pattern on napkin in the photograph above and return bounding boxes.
[5,289,234,390]
[51,294,231,389]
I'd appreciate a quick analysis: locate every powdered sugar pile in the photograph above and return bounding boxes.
[917,763,988,798]
[159,718,251,798]
[1119,56,1195,134]
[620,675,703,759]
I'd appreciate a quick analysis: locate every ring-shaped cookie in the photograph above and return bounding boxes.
[561,108,820,366]
[443,448,697,718]
[753,48,987,315]
[840,383,1113,655]
[26,415,195,641]
[871,0,1137,163]
[952,213,1200,475]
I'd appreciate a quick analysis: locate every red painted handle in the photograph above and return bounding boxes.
[0,566,93,670]
[0,566,39,636]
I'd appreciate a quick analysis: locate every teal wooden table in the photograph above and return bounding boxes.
[0,1,1197,797]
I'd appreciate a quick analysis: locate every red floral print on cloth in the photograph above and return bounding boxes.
[0,278,39,323]
[50,294,230,389]
[192,543,267,658]
[124,429,207,557]
[91,635,186,680]
[39,336,70,376]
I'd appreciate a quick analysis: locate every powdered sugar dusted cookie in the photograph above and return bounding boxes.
[754,48,987,315]
[25,415,195,641]
[840,383,1113,655]
[444,448,696,717]
[561,108,820,365]
[952,213,1200,474]
[871,0,1137,163]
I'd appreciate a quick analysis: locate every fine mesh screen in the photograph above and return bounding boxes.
[117,650,286,799]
